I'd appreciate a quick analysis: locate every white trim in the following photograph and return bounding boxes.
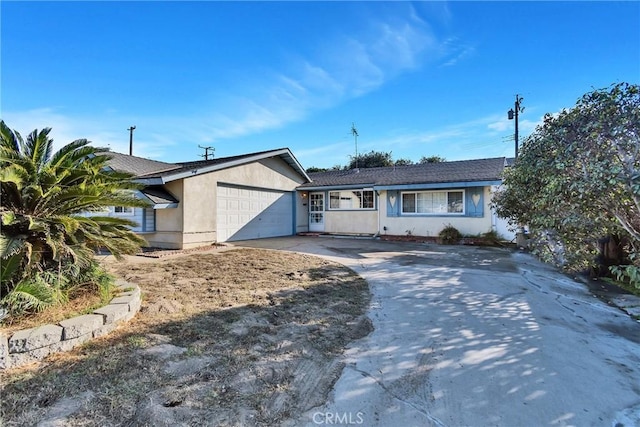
[113,206,135,216]
[400,189,465,215]
[162,148,311,183]
[328,189,376,210]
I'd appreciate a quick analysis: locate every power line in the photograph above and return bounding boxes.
[127,126,136,156]
[507,95,524,158]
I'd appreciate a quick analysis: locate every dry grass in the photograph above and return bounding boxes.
[0,248,371,426]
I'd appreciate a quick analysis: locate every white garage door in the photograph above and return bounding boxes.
[217,184,293,242]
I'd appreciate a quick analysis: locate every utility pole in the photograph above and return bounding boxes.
[198,145,215,160]
[508,95,524,158]
[351,123,359,169]
[127,126,136,155]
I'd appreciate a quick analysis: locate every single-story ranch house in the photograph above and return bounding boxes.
[103,148,513,249]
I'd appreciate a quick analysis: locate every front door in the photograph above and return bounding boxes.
[309,192,324,232]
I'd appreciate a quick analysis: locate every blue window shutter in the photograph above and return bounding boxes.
[387,190,400,217]
[465,187,484,217]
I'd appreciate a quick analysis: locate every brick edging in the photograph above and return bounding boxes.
[0,280,141,370]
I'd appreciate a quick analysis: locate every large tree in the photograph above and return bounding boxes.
[347,150,394,169]
[0,121,147,314]
[419,155,446,163]
[493,83,640,278]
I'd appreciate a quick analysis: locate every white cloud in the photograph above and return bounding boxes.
[289,110,543,168]
[199,11,445,143]
[440,38,475,67]
[295,141,354,168]
[3,7,462,161]
[488,113,543,135]
[3,108,180,160]
[488,118,510,132]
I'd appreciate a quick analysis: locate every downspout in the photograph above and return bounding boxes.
[374,189,381,238]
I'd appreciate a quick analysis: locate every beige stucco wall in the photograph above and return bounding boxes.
[139,231,183,249]
[378,188,494,237]
[212,157,306,190]
[141,180,184,248]
[151,157,306,249]
[324,211,378,234]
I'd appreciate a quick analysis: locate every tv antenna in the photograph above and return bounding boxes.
[351,123,359,169]
[198,145,215,160]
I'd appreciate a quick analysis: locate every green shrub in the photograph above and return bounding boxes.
[0,260,114,319]
[439,224,462,245]
[610,252,640,295]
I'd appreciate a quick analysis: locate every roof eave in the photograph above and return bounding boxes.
[152,203,179,209]
[297,183,377,191]
[135,177,165,185]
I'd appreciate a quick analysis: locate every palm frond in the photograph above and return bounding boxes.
[0,120,21,154]
[0,234,26,259]
[0,163,29,188]
[1,276,59,314]
[48,138,92,168]
[1,121,147,307]
[0,253,24,289]
[24,127,53,168]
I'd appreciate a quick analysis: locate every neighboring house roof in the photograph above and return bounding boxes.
[300,157,506,190]
[101,151,180,176]
[106,148,310,184]
[139,186,179,209]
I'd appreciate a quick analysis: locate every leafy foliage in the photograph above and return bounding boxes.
[419,155,446,163]
[0,121,148,316]
[347,150,394,169]
[306,152,446,171]
[493,83,640,273]
[305,166,327,173]
[439,224,462,244]
[394,158,414,166]
[611,260,640,290]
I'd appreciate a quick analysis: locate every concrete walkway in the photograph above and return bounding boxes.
[233,237,640,427]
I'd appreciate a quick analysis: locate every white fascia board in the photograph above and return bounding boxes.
[153,203,179,209]
[162,148,310,183]
[298,183,377,191]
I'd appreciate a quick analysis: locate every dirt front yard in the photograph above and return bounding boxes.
[0,248,371,426]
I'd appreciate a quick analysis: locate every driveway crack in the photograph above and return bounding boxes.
[348,365,446,427]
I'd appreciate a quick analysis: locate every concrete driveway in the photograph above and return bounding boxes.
[232,237,640,427]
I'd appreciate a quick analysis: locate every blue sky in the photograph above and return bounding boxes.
[2,1,638,169]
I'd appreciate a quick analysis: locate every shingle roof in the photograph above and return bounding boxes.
[300,157,506,188]
[101,151,180,176]
[103,148,310,183]
[136,149,284,178]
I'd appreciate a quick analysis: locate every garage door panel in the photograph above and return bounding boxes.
[217,184,293,242]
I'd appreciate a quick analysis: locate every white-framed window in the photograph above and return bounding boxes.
[328,190,375,210]
[113,206,134,215]
[401,190,464,214]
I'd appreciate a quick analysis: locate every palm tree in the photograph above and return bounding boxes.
[0,121,148,314]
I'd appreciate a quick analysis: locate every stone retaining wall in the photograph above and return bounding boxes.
[0,280,141,370]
